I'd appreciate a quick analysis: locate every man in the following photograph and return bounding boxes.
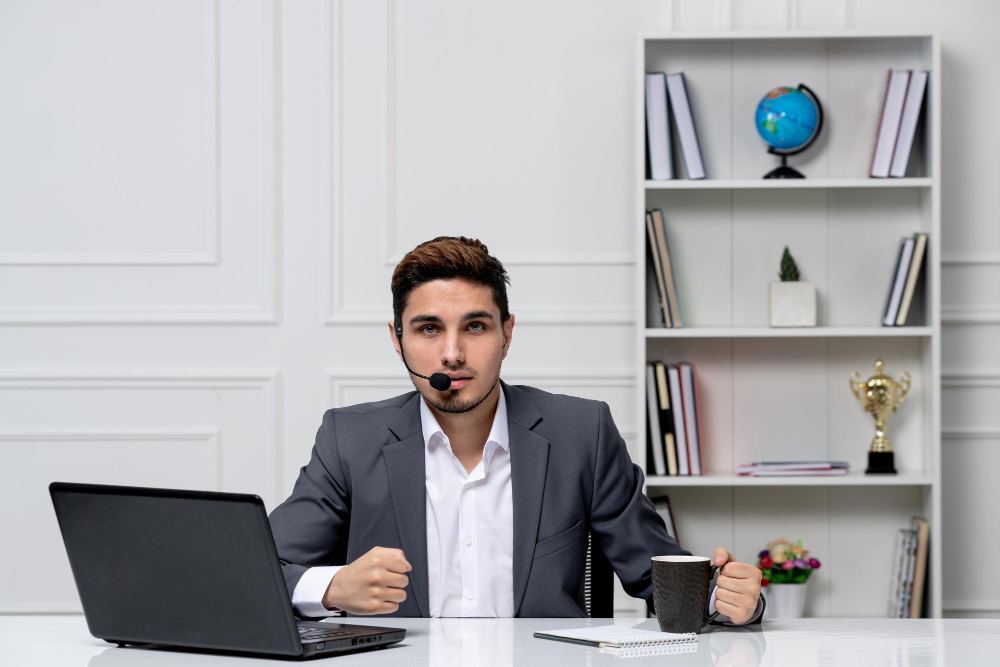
[269,236,763,621]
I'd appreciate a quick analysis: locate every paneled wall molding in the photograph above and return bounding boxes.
[943,599,1000,612]
[942,252,1000,264]
[0,370,280,502]
[323,0,632,326]
[0,0,221,268]
[0,428,223,492]
[941,253,1000,323]
[941,371,1000,388]
[0,0,277,325]
[941,429,1000,441]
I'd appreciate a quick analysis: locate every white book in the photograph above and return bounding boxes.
[890,70,929,178]
[900,529,918,617]
[749,469,847,477]
[665,73,706,180]
[667,365,690,475]
[678,362,701,476]
[883,237,915,326]
[870,70,911,178]
[645,364,667,476]
[645,73,673,180]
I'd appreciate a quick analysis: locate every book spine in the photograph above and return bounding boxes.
[896,233,928,326]
[645,73,673,180]
[890,70,929,178]
[667,365,690,475]
[646,364,667,476]
[884,237,915,326]
[665,72,706,180]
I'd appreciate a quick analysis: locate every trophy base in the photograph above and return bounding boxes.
[865,451,897,475]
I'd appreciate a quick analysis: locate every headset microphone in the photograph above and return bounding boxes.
[394,322,452,391]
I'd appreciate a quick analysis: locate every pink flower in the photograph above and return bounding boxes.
[809,558,821,569]
[782,560,794,570]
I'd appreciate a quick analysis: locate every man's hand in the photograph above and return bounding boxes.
[712,547,762,625]
[322,546,411,615]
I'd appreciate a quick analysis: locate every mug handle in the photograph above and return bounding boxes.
[703,563,721,626]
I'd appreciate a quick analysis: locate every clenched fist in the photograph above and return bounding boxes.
[322,546,412,615]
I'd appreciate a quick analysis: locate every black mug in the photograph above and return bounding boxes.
[651,555,720,634]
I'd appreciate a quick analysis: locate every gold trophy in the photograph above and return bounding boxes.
[850,358,911,474]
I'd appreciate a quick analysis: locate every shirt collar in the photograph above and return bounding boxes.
[419,383,509,454]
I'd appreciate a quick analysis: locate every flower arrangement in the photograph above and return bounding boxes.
[756,537,820,586]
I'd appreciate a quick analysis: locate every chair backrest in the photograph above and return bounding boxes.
[583,532,614,618]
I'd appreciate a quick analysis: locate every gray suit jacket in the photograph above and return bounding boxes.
[268,380,688,618]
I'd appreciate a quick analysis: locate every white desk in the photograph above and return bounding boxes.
[1,616,997,666]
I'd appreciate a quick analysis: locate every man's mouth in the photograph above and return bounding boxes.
[443,373,472,388]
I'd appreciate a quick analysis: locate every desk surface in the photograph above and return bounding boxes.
[1,615,997,666]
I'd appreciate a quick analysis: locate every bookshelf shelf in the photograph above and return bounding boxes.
[634,31,941,619]
[645,471,934,487]
[645,326,933,339]
[645,178,933,190]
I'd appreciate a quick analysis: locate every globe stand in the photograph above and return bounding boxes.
[763,154,805,179]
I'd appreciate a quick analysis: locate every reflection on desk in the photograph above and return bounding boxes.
[0,616,998,666]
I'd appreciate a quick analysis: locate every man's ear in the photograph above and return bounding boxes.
[387,321,402,358]
[501,314,515,360]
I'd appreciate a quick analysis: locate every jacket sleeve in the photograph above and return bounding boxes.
[268,409,351,600]
[588,401,689,614]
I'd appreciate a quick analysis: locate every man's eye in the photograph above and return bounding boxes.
[468,322,486,332]
[420,325,437,334]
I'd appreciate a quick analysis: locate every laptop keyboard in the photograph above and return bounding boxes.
[297,625,357,642]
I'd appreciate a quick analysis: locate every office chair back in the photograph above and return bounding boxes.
[583,532,614,618]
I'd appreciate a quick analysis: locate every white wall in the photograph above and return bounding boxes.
[0,0,996,618]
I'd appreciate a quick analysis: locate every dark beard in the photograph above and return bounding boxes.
[422,374,500,414]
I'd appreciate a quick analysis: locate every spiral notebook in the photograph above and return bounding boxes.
[532,624,696,649]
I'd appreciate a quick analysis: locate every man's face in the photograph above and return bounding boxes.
[389,278,514,414]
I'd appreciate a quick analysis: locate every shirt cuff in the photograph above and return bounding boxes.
[708,588,764,625]
[291,565,344,617]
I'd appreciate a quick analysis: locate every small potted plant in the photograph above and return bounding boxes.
[769,247,817,327]
[756,537,821,618]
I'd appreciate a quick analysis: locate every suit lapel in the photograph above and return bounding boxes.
[503,381,550,616]
[383,393,430,617]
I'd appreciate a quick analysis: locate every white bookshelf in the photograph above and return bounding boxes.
[633,31,941,618]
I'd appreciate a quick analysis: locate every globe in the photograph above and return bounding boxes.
[754,84,824,178]
[755,86,819,150]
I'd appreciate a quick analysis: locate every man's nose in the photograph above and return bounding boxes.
[440,331,464,366]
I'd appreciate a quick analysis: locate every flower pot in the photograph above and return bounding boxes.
[769,281,817,327]
[764,582,808,618]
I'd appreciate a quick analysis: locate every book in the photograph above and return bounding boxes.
[650,495,679,545]
[678,362,703,475]
[646,211,673,327]
[651,209,683,328]
[645,73,673,180]
[665,72,706,180]
[896,232,928,325]
[737,461,850,472]
[533,624,695,649]
[883,236,915,326]
[888,528,907,618]
[870,69,911,178]
[654,361,679,476]
[890,70,929,178]
[909,516,930,618]
[645,364,667,476]
[899,528,918,617]
[744,469,847,477]
[666,365,690,475]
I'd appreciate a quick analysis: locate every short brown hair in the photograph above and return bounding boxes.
[391,236,510,332]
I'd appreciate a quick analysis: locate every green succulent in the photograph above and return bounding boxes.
[779,247,800,282]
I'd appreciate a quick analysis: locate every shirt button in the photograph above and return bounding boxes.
[466,591,475,600]
[464,535,472,546]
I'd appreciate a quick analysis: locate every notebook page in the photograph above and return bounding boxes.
[536,625,695,647]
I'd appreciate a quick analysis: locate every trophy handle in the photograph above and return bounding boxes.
[895,371,912,410]
[849,371,866,407]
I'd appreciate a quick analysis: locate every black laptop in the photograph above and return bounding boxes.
[49,482,405,659]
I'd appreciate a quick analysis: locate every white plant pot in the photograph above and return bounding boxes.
[769,281,817,327]
[764,582,809,618]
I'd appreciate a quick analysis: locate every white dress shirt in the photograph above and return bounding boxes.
[291,385,759,623]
